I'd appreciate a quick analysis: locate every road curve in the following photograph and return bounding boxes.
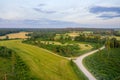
[73,46,105,80]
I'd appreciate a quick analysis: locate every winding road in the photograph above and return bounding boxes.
[73,46,105,80]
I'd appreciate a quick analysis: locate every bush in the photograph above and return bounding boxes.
[0,46,12,58]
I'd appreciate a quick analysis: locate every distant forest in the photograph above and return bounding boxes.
[0,28,119,36]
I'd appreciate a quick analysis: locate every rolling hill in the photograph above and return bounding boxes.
[0,40,87,80]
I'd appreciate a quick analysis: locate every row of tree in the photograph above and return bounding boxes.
[29,32,56,41]
[74,34,105,44]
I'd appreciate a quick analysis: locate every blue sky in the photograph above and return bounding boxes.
[0,0,120,28]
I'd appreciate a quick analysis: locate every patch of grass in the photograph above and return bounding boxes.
[74,50,92,56]
[83,48,120,80]
[0,40,85,80]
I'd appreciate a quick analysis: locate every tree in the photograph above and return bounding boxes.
[105,38,111,58]
[5,36,9,40]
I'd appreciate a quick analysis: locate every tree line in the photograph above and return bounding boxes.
[74,34,105,44]
[105,38,120,48]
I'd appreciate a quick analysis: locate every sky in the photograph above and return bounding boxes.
[0,0,120,28]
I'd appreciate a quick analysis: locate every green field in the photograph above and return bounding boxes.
[0,46,37,80]
[0,40,87,80]
[83,48,120,80]
[0,57,12,79]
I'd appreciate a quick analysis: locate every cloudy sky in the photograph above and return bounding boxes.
[0,0,120,28]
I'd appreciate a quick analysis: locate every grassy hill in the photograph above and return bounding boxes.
[0,40,87,80]
[0,57,12,79]
[83,48,120,80]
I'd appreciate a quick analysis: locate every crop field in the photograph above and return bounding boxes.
[0,40,87,80]
[54,32,80,40]
[83,48,120,80]
[0,32,30,39]
[66,32,80,37]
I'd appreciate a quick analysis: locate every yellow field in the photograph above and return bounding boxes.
[66,32,79,37]
[0,32,31,39]
[115,36,120,40]
[78,43,93,51]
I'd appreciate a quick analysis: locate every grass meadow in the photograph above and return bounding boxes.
[0,40,87,80]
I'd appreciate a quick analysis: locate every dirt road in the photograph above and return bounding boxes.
[74,46,105,80]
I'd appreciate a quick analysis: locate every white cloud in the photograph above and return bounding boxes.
[0,0,119,28]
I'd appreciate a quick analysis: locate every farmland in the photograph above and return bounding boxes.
[0,40,87,80]
[0,32,31,39]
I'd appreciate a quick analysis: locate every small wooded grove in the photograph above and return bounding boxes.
[25,40,80,57]
[0,46,38,80]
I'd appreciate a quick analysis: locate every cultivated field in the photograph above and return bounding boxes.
[0,32,31,39]
[66,32,80,37]
[0,40,87,80]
